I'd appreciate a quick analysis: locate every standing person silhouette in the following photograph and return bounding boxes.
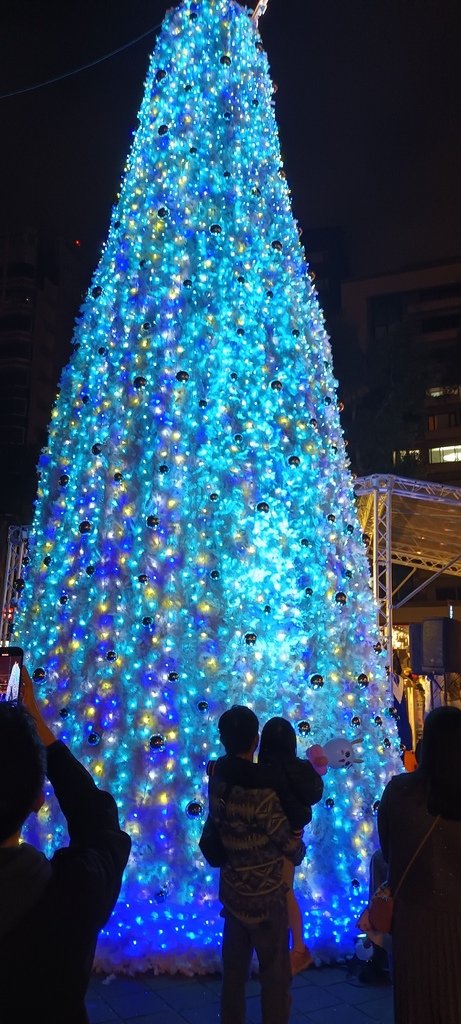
[0,666,131,1023]
[258,716,323,975]
[378,705,461,1023]
[207,705,306,1024]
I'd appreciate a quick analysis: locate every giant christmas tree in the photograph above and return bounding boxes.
[16,0,402,972]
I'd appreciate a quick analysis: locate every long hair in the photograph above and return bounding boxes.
[419,705,461,820]
[258,716,297,765]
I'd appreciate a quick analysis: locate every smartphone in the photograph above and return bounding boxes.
[0,647,24,706]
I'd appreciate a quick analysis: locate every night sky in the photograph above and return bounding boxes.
[1,0,460,289]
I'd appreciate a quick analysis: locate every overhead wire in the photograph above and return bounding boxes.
[0,22,162,100]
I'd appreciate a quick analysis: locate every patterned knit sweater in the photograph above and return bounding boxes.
[208,757,306,925]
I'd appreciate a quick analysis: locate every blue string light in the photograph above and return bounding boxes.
[17,0,402,971]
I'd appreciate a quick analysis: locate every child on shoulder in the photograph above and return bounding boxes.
[258,716,323,975]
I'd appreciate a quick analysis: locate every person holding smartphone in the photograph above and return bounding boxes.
[0,666,131,1024]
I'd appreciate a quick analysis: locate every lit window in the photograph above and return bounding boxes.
[393,449,422,465]
[429,445,461,464]
[426,385,459,400]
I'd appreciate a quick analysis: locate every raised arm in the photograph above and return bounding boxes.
[21,665,131,865]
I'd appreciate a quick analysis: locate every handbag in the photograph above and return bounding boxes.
[367,882,394,934]
[199,783,232,868]
[360,814,440,936]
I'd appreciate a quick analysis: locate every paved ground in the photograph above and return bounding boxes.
[86,959,394,1024]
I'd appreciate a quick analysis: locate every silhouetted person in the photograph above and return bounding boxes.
[207,705,306,1024]
[378,706,461,1023]
[258,716,323,974]
[0,667,131,1023]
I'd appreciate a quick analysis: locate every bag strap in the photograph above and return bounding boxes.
[393,814,440,899]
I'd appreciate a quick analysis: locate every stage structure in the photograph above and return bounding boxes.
[355,474,461,672]
[15,0,402,972]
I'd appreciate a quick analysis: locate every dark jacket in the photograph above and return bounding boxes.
[377,769,461,1023]
[0,740,131,1024]
[209,753,323,830]
[208,755,306,925]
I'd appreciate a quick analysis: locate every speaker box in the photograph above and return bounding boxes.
[421,618,461,674]
[409,622,423,674]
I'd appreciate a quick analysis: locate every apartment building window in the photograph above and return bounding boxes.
[1,425,25,444]
[0,397,27,418]
[0,341,31,358]
[0,366,29,388]
[393,449,422,465]
[371,295,403,341]
[5,286,34,307]
[423,283,461,302]
[428,412,460,431]
[426,385,460,400]
[0,312,32,332]
[429,444,461,463]
[420,313,461,333]
[6,262,35,279]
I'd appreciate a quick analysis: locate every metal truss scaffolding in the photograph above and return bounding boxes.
[354,474,461,671]
[0,525,29,644]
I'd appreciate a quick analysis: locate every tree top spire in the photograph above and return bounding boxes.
[252,0,270,24]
